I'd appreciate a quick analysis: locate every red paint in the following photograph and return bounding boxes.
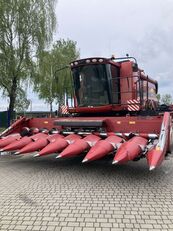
[0,134,21,148]
[2,133,61,152]
[113,136,148,164]
[3,115,162,135]
[2,136,32,151]
[17,136,49,154]
[47,134,63,142]
[146,112,171,169]
[16,133,63,154]
[84,135,122,162]
[59,134,101,158]
[147,149,163,169]
[38,134,81,156]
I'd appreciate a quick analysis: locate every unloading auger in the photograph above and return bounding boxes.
[0,56,172,170]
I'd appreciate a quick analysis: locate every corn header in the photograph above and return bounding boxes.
[0,56,172,170]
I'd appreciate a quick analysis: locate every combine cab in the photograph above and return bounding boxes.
[0,56,172,170]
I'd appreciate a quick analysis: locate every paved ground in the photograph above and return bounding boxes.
[0,153,173,231]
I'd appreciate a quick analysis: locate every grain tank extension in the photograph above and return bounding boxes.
[0,56,172,170]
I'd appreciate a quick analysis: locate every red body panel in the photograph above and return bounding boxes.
[113,136,148,164]
[38,134,81,156]
[59,139,89,158]
[146,112,171,170]
[2,133,48,151]
[54,116,162,134]
[120,62,133,106]
[59,134,101,158]
[16,133,48,154]
[17,134,63,154]
[83,135,123,162]
[0,112,171,170]
[0,117,27,138]
[0,116,162,136]
[0,134,21,148]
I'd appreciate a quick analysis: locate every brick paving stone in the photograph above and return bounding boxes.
[83,228,95,231]
[101,228,111,231]
[0,154,173,231]
[61,227,73,231]
[73,228,82,231]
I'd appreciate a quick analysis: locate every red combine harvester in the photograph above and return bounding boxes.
[0,56,172,170]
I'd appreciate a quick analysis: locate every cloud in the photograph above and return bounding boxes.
[56,0,173,98]
[2,0,173,111]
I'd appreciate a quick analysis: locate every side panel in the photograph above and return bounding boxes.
[120,62,133,107]
[0,117,28,137]
[0,116,162,136]
[28,118,61,130]
[104,116,161,134]
[146,112,171,169]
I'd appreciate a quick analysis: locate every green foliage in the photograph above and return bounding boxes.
[34,39,79,111]
[0,0,57,116]
[15,87,30,112]
[34,51,56,112]
[156,94,161,102]
[161,94,172,105]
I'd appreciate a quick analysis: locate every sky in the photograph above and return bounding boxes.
[56,0,173,94]
[1,0,173,111]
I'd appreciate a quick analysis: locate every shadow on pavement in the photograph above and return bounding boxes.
[1,152,172,186]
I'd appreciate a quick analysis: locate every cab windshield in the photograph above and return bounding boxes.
[73,64,110,107]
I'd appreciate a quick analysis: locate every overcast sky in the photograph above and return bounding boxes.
[56,0,173,94]
[1,0,173,111]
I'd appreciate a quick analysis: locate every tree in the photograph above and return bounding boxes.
[161,94,173,105]
[0,0,57,119]
[34,39,79,113]
[156,94,161,102]
[34,50,56,113]
[14,87,30,112]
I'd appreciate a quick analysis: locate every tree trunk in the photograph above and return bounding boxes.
[59,97,65,106]
[8,76,17,121]
[49,101,53,117]
[50,102,53,113]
